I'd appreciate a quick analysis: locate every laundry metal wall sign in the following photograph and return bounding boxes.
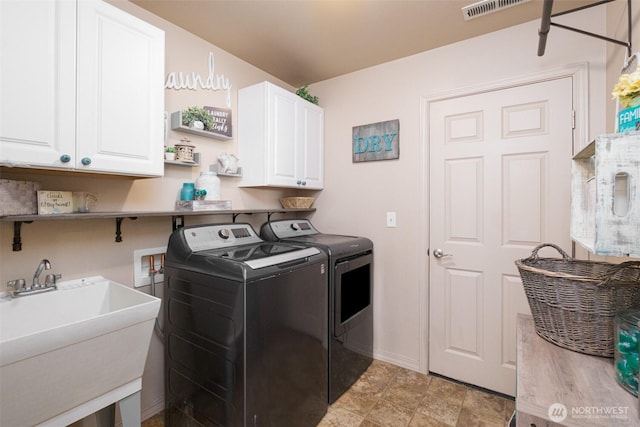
[204,106,232,138]
[352,119,399,162]
[165,52,233,108]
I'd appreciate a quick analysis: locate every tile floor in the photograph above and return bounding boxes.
[142,359,515,427]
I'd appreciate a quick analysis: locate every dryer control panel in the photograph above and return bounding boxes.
[183,223,262,251]
[261,219,319,239]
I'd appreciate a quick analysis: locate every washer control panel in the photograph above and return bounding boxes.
[261,219,319,239]
[183,223,261,251]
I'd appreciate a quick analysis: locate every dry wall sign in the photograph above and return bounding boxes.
[352,119,399,163]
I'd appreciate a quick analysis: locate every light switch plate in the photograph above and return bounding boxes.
[386,211,397,227]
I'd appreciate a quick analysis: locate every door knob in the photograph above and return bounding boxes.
[433,248,452,259]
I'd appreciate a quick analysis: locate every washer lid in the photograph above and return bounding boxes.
[195,243,320,268]
[244,246,320,269]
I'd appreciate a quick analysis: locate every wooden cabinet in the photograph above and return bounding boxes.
[0,0,165,177]
[516,314,639,426]
[571,131,640,256]
[237,81,324,189]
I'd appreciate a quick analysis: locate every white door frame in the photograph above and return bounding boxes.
[417,62,589,374]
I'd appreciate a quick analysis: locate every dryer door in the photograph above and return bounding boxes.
[334,253,372,337]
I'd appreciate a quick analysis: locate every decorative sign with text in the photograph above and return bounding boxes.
[352,119,399,163]
[37,191,73,214]
[204,106,232,138]
[165,52,233,108]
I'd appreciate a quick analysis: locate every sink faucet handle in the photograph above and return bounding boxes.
[8,279,26,290]
[7,279,27,296]
[45,274,62,287]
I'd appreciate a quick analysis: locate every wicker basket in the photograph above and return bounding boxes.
[516,243,640,357]
[280,197,315,209]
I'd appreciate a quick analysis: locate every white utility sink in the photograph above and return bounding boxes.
[0,276,160,427]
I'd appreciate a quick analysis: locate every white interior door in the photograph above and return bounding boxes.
[428,77,574,396]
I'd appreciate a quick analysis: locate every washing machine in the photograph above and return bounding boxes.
[163,222,328,426]
[260,219,373,403]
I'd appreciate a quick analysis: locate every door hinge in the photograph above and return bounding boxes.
[571,109,576,129]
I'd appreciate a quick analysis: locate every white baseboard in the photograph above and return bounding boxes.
[373,350,424,374]
[141,398,164,421]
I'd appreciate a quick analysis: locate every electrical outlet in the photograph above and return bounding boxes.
[386,212,397,228]
[133,246,167,288]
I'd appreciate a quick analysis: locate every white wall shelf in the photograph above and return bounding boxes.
[164,152,201,167]
[209,164,242,177]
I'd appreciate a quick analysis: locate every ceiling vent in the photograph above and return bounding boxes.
[462,0,531,21]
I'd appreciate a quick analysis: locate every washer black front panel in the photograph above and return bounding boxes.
[164,258,328,426]
[164,268,245,426]
[246,262,328,426]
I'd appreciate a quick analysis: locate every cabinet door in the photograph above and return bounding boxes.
[268,85,298,187]
[0,0,76,169]
[297,102,324,189]
[76,0,164,176]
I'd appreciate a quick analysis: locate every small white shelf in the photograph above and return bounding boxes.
[170,111,233,140]
[164,152,200,167]
[209,163,242,177]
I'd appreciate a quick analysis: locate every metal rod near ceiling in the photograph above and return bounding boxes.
[537,0,632,58]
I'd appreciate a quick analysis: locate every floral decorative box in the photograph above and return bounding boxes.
[618,105,640,132]
[0,180,41,216]
[612,63,640,132]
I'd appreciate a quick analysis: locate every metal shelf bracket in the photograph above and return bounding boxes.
[267,211,285,221]
[538,0,632,58]
[232,212,253,223]
[12,221,33,251]
[115,217,138,242]
[172,215,185,231]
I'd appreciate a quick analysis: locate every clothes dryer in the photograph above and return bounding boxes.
[260,219,373,403]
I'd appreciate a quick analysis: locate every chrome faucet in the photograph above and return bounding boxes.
[6,259,60,297]
[33,259,51,288]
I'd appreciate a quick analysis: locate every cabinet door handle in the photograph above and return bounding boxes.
[81,157,92,166]
[301,180,307,186]
[60,154,71,163]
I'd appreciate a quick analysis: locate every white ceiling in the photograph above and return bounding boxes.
[131,0,595,88]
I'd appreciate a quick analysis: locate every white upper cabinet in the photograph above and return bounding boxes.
[0,1,77,168]
[238,81,324,189]
[0,0,165,177]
